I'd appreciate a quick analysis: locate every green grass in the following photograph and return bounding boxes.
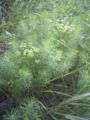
[0,0,90,120]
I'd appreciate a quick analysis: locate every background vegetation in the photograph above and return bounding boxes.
[0,0,90,120]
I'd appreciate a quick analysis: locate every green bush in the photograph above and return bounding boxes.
[0,0,90,119]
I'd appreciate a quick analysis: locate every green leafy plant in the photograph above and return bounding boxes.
[0,0,90,120]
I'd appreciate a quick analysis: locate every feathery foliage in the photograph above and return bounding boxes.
[0,0,90,120]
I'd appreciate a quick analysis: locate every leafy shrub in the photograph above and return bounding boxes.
[0,0,90,119]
